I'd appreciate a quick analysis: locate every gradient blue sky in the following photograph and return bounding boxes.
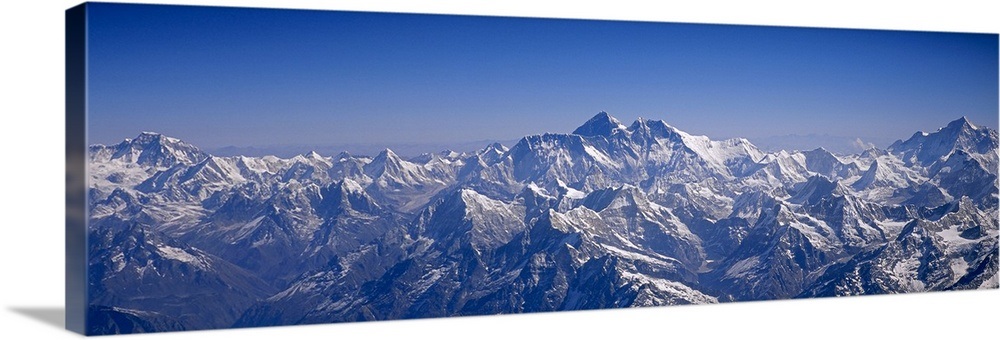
[86,3,998,151]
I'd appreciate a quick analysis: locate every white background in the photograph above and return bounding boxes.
[0,1,997,339]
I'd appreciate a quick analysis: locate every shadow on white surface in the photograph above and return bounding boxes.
[9,307,64,330]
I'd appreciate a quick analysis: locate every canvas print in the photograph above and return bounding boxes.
[66,2,999,335]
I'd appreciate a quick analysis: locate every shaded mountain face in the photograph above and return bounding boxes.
[572,111,627,137]
[86,305,186,335]
[87,216,275,332]
[86,114,999,335]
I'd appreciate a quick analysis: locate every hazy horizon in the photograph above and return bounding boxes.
[94,111,955,158]
[86,3,998,154]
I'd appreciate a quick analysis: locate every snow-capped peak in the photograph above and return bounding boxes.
[363,148,403,176]
[101,131,208,167]
[573,111,628,137]
[944,116,976,131]
[481,142,508,155]
[332,151,354,161]
[790,175,847,205]
[85,112,999,333]
[888,116,997,167]
[368,148,402,167]
[627,117,681,139]
[850,158,907,191]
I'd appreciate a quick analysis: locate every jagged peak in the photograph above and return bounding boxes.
[368,148,405,168]
[790,175,847,204]
[338,177,365,194]
[118,131,197,149]
[889,116,996,166]
[318,178,379,216]
[922,195,985,223]
[482,142,508,153]
[861,158,883,175]
[362,148,413,179]
[851,158,910,191]
[572,111,627,137]
[103,131,206,167]
[375,148,399,159]
[439,149,463,159]
[458,187,489,202]
[426,188,508,224]
[103,187,142,204]
[910,116,985,140]
[474,143,508,164]
[522,182,555,199]
[628,116,679,135]
[131,131,164,144]
[552,178,587,200]
[802,147,845,163]
[130,131,187,146]
[336,151,352,158]
[731,189,782,217]
[537,208,578,234]
[860,146,887,158]
[943,116,976,131]
[731,137,755,146]
[580,184,647,212]
[193,154,234,171]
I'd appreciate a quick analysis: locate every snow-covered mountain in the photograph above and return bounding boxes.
[86,113,999,334]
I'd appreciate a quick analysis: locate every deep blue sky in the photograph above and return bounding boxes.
[86,3,998,152]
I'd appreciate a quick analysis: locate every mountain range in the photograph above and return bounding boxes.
[85,112,999,334]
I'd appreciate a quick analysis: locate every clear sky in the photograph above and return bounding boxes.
[86,3,998,152]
